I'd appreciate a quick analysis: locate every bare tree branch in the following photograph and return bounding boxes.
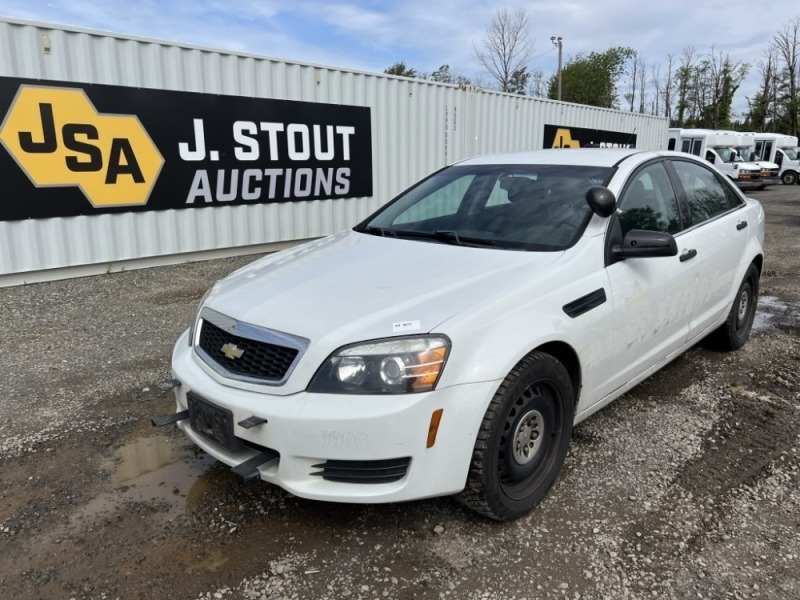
[474,8,535,93]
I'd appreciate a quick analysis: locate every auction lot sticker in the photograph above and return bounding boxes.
[0,76,373,221]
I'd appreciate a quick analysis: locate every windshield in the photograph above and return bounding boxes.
[713,147,743,163]
[734,147,754,161]
[783,147,799,160]
[358,164,612,251]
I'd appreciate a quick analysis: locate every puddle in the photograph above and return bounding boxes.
[112,436,195,484]
[188,548,230,573]
[28,434,216,554]
[753,295,800,332]
[107,434,216,510]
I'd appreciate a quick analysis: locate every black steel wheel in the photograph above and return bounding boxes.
[782,170,798,185]
[707,263,760,351]
[456,351,574,521]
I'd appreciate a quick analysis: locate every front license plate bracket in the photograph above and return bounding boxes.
[187,392,246,452]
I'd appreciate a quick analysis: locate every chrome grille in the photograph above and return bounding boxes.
[199,320,297,381]
[195,308,309,385]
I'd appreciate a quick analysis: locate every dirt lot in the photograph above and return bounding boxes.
[0,186,798,600]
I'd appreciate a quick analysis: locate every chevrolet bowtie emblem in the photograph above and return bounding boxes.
[221,342,244,360]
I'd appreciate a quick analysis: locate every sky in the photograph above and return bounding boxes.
[0,0,795,117]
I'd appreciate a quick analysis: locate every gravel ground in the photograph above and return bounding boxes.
[0,185,798,600]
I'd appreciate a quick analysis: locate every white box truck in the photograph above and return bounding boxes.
[751,133,800,185]
[666,128,779,190]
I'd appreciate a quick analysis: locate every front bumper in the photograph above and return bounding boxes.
[170,330,499,503]
[735,176,776,190]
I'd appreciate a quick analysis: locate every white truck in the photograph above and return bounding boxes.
[750,133,800,185]
[667,128,779,190]
[723,132,783,186]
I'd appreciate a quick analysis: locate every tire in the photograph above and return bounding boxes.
[456,351,574,521]
[707,263,760,351]
[782,171,798,185]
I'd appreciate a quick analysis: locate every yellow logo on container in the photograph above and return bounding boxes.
[550,128,581,149]
[0,85,163,207]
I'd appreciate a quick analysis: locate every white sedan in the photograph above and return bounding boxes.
[158,149,765,521]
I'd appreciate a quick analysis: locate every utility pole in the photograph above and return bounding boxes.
[551,36,563,101]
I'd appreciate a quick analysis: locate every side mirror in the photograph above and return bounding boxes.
[585,186,616,218]
[612,229,678,260]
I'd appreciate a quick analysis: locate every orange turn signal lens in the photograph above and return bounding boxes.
[410,346,448,392]
[426,408,444,448]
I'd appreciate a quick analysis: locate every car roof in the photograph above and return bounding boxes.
[456,148,647,168]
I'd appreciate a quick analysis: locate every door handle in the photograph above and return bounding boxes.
[736,221,748,230]
[680,249,697,262]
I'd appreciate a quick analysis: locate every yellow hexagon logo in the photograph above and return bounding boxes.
[0,85,163,207]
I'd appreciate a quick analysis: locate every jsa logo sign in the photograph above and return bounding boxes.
[0,85,163,207]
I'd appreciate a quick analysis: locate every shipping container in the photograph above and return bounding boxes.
[0,17,668,286]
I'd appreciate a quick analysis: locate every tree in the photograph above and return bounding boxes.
[773,17,800,137]
[474,8,535,93]
[747,46,780,131]
[429,64,454,84]
[548,47,634,108]
[674,46,696,126]
[427,65,472,86]
[674,46,748,128]
[662,54,675,120]
[528,67,547,97]
[625,53,644,112]
[508,67,531,95]
[650,62,662,116]
[384,61,418,78]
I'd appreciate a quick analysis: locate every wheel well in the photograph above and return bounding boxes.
[752,254,764,276]
[534,342,581,407]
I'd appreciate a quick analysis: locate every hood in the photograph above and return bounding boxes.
[741,160,779,170]
[204,229,564,346]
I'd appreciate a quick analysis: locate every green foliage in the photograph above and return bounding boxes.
[674,49,749,129]
[384,61,418,78]
[548,47,635,108]
[429,64,455,83]
[385,62,472,87]
[508,67,530,95]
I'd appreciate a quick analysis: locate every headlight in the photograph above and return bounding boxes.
[308,336,451,394]
[188,281,221,346]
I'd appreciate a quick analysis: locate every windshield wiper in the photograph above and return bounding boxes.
[434,230,496,247]
[393,229,496,247]
[361,227,496,247]
[360,225,397,237]
[434,230,462,244]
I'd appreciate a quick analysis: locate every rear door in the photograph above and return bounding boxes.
[666,159,750,341]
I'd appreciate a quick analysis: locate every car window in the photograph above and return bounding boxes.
[362,164,612,251]
[618,162,682,236]
[672,160,733,226]
[393,175,475,224]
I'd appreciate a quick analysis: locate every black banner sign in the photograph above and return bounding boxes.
[543,124,637,149]
[0,76,372,221]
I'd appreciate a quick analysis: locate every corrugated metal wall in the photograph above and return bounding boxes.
[0,17,668,283]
